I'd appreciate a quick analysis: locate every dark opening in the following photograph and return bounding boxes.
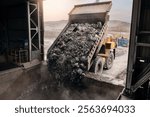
[0,0,29,71]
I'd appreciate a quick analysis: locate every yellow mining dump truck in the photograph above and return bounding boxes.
[98,34,117,73]
[47,1,116,81]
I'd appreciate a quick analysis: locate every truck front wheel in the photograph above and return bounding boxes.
[90,56,104,76]
[104,52,114,70]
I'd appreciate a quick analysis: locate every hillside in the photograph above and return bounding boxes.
[44,20,68,39]
[44,20,131,39]
[108,20,131,32]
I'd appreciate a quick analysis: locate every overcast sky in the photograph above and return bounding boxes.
[43,0,133,22]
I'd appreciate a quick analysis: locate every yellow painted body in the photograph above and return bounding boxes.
[99,34,117,59]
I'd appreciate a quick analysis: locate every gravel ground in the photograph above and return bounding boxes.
[101,47,128,86]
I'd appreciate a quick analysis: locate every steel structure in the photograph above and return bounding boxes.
[27,1,41,61]
[0,0,44,71]
[122,0,150,99]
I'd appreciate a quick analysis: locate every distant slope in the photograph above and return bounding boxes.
[108,20,131,32]
[45,20,68,31]
[44,20,68,39]
[44,20,131,39]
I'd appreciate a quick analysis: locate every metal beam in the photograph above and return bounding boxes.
[27,0,41,61]
[125,0,142,92]
[37,1,41,50]
[27,1,32,61]
[136,43,150,47]
[131,71,150,92]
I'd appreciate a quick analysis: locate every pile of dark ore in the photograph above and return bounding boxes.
[47,22,102,84]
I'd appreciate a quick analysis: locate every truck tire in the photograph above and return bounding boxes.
[90,56,104,76]
[104,52,114,70]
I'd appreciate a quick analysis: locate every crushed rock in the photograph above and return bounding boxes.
[47,22,102,83]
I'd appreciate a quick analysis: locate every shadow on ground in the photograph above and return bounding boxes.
[0,63,123,100]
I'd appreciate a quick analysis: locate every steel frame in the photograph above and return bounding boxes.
[27,1,41,61]
[125,0,150,97]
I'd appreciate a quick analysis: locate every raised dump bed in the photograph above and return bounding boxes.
[47,1,112,82]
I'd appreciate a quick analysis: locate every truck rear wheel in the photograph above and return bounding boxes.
[104,52,114,70]
[90,56,104,76]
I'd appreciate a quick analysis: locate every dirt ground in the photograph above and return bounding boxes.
[0,62,123,100]
[102,47,128,86]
